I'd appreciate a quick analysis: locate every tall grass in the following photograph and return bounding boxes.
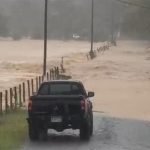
[0,110,27,150]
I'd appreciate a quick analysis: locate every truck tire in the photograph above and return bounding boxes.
[39,129,48,141]
[28,124,38,141]
[80,119,90,140]
[89,111,93,136]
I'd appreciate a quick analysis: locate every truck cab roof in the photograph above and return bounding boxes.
[38,80,87,96]
[42,80,83,84]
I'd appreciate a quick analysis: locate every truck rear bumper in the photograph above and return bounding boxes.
[27,114,84,131]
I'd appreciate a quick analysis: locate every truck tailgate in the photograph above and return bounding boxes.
[30,95,84,115]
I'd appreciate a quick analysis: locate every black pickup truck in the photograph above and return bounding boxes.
[27,80,94,141]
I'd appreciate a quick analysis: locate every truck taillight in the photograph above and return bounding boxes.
[80,100,85,110]
[28,100,32,111]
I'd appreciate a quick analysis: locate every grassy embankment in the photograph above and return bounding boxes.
[0,110,27,150]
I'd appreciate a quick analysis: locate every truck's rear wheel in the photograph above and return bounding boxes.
[80,120,90,140]
[39,129,48,141]
[28,125,38,141]
[89,111,93,136]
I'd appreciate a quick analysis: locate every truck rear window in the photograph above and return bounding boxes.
[38,83,85,96]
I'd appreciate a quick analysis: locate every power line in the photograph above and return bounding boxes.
[115,0,150,10]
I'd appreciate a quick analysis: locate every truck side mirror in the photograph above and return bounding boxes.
[88,91,94,97]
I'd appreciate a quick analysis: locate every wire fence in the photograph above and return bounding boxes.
[0,67,60,114]
[87,41,111,60]
[0,41,112,115]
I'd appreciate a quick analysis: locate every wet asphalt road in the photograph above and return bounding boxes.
[21,114,150,150]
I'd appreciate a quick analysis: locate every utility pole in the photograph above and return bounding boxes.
[111,0,117,46]
[90,0,95,58]
[43,0,48,77]
[111,1,114,44]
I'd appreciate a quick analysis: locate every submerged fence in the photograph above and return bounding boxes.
[0,41,112,114]
[87,41,111,60]
[0,67,60,114]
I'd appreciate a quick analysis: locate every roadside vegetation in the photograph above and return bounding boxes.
[0,110,27,150]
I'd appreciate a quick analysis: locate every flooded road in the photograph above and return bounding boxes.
[21,114,150,150]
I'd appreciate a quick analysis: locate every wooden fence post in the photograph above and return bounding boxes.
[19,84,22,107]
[0,92,2,114]
[39,76,43,85]
[54,67,57,79]
[54,68,56,79]
[47,72,49,81]
[40,76,43,83]
[52,69,54,80]
[57,67,59,79]
[14,87,17,109]
[50,69,52,80]
[51,69,53,80]
[38,76,41,85]
[49,70,51,80]
[5,90,8,112]
[41,76,43,83]
[23,82,25,103]
[27,80,30,99]
[31,79,34,95]
[36,77,38,91]
[56,67,58,79]
[10,88,13,110]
